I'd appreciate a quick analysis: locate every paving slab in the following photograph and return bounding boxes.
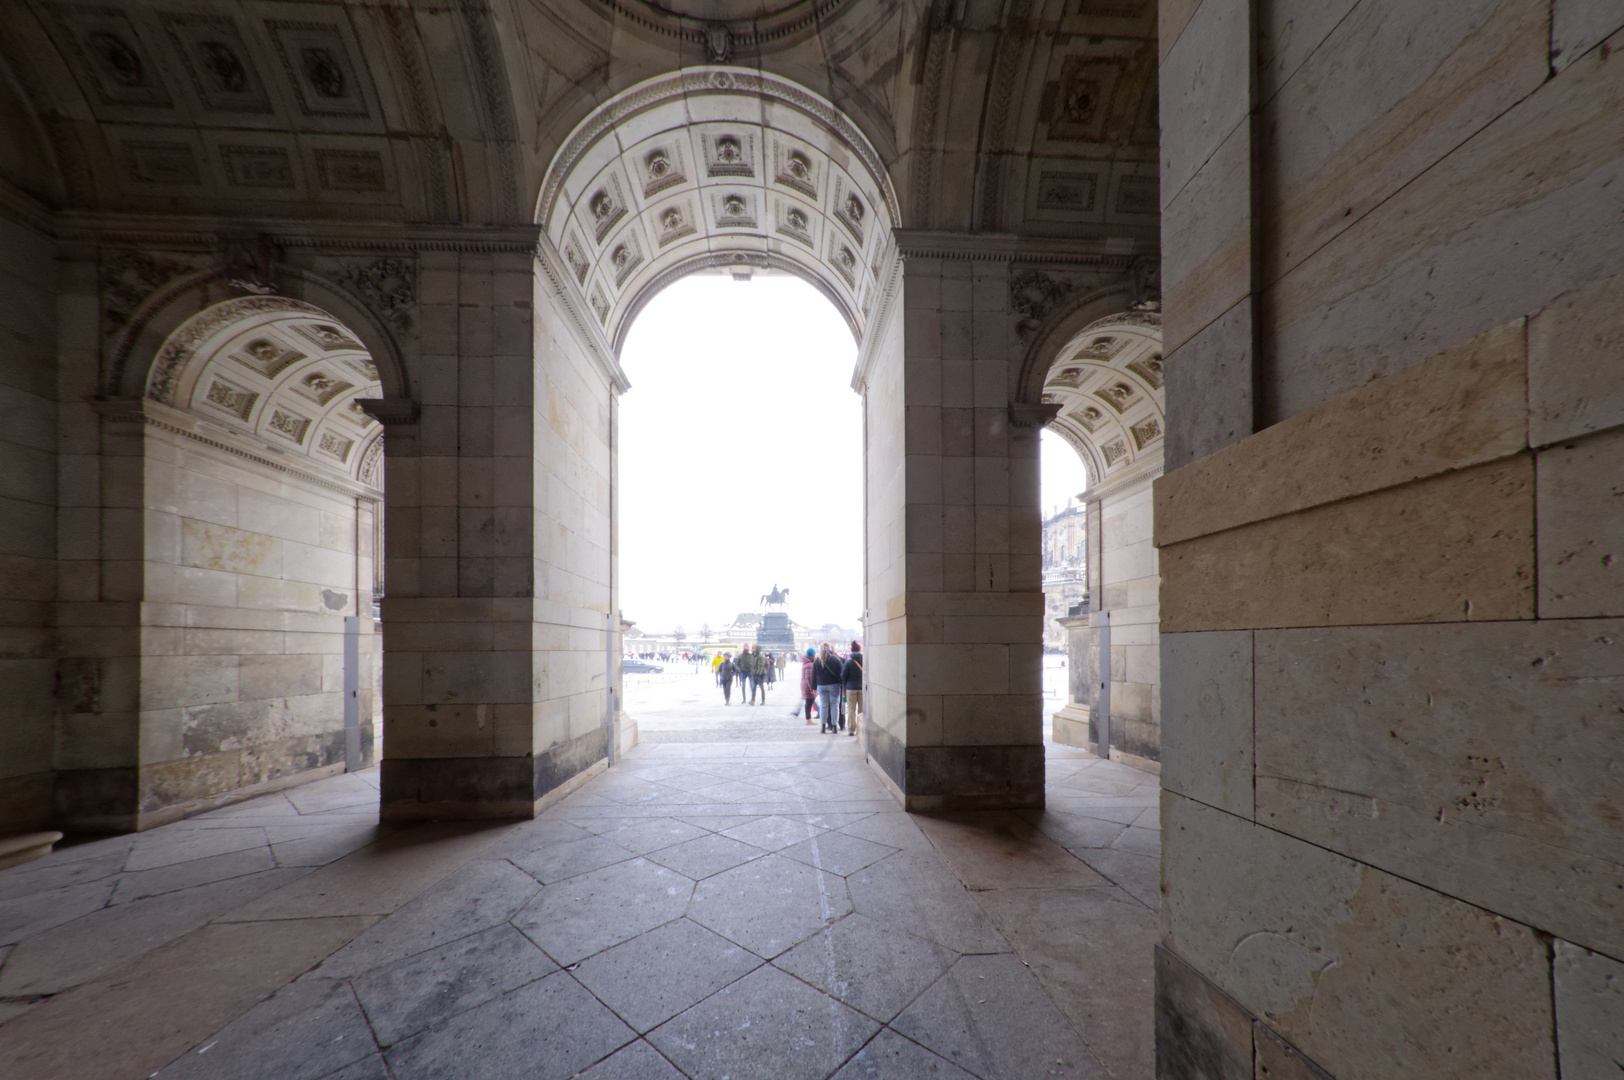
[689,853,852,958]
[384,970,635,1080]
[153,975,375,1080]
[644,832,768,880]
[829,1029,982,1080]
[649,964,879,1080]
[772,912,959,1022]
[572,917,764,1032]
[512,857,694,966]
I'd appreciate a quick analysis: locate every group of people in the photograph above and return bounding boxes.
[711,641,865,736]
[797,641,863,736]
[713,644,781,705]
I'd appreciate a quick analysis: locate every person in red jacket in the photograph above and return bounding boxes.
[792,647,816,723]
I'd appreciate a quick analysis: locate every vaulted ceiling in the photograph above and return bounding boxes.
[0,0,1158,241]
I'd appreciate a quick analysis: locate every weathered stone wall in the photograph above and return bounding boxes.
[1156,1,1624,1075]
[0,211,57,832]
[134,411,378,823]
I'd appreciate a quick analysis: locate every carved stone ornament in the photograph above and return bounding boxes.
[218,234,284,295]
[705,25,733,64]
[1009,269,1076,337]
[342,257,417,331]
[1130,254,1161,308]
[100,250,198,331]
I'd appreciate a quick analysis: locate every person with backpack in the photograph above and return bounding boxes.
[811,642,845,733]
[840,641,864,737]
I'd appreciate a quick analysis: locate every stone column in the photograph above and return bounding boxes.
[865,253,1046,810]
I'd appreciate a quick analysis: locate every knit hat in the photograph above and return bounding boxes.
[804,647,815,657]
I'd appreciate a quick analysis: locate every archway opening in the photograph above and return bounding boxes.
[615,270,862,739]
[86,296,388,827]
[1035,312,1164,768]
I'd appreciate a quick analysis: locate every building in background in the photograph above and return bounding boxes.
[1041,502,1088,649]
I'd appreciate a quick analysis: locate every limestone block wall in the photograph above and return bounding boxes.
[379,244,620,819]
[132,412,378,822]
[862,254,1046,809]
[1155,1,1624,1076]
[0,211,57,832]
[862,276,908,793]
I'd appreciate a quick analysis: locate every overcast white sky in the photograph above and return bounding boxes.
[617,273,1091,636]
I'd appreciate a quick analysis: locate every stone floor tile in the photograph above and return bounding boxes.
[588,817,710,854]
[219,821,513,921]
[0,849,127,902]
[829,1029,981,1080]
[315,858,541,979]
[892,954,1110,1080]
[697,762,793,781]
[0,915,374,1080]
[688,778,782,802]
[834,812,936,852]
[0,868,312,997]
[268,823,396,868]
[676,814,767,832]
[285,782,379,816]
[688,854,852,958]
[721,814,829,852]
[351,923,557,1045]
[655,770,763,794]
[153,976,376,1080]
[1036,803,1146,825]
[384,971,634,1080]
[193,793,301,821]
[124,826,272,872]
[1133,804,1162,830]
[1068,848,1160,911]
[797,811,878,829]
[1059,771,1147,797]
[649,964,878,1080]
[24,833,136,865]
[0,997,43,1027]
[777,832,897,878]
[740,769,813,791]
[847,851,1010,955]
[510,834,637,884]
[595,783,715,808]
[571,1039,688,1079]
[572,917,763,1032]
[478,818,599,861]
[1112,825,1162,858]
[773,913,958,1022]
[0,878,116,946]
[511,857,693,966]
[913,813,1110,891]
[644,833,767,880]
[972,887,1157,1079]
[112,847,278,904]
[313,1052,390,1079]
[1022,808,1130,850]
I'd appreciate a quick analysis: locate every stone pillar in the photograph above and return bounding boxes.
[378,238,626,821]
[1050,613,1091,745]
[864,253,1045,810]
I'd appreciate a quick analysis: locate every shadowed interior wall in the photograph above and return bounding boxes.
[0,211,56,833]
[1155,1,1624,1076]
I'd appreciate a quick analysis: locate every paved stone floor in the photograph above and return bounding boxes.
[0,724,1159,1080]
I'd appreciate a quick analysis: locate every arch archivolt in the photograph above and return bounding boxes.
[1038,311,1163,487]
[539,67,900,355]
[145,296,386,487]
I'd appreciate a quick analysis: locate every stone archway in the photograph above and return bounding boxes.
[1035,311,1165,769]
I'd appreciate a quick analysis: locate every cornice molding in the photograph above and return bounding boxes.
[0,177,55,236]
[892,229,1154,266]
[98,398,384,502]
[850,241,903,393]
[1083,455,1163,503]
[50,212,542,254]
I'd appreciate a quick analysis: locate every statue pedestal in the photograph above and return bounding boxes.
[756,611,795,651]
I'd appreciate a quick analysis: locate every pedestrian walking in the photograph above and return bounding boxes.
[793,647,816,722]
[738,644,756,705]
[840,641,864,738]
[812,642,844,733]
[718,652,737,705]
[762,651,776,700]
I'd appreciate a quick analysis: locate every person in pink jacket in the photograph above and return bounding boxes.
[792,647,816,723]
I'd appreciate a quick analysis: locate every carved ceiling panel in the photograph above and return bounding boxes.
[1040,311,1162,485]
[147,296,384,487]
[541,68,899,350]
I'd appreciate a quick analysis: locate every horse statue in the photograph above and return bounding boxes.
[759,584,790,607]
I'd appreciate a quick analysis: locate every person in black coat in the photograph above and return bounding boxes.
[839,642,864,737]
[811,642,845,733]
[717,653,738,705]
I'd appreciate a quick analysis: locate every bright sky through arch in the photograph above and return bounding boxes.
[617,273,862,637]
[1041,428,1091,518]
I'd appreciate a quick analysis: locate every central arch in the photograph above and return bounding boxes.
[536,67,901,356]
